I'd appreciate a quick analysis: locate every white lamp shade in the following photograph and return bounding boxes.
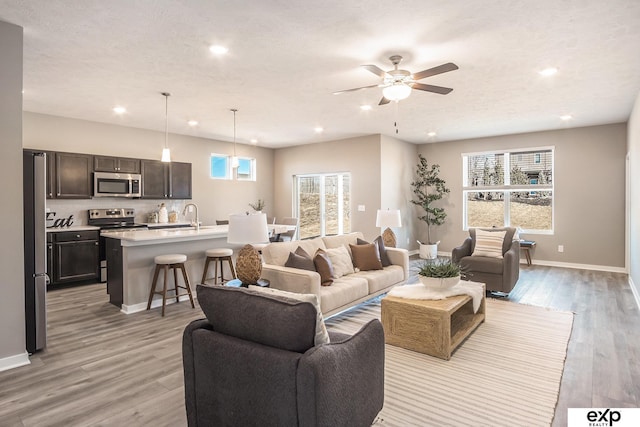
[227,212,270,244]
[161,148,171,162]
[382,83,411,101]
[376,209,402,228]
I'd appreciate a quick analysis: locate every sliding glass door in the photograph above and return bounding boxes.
[294,173,350,239]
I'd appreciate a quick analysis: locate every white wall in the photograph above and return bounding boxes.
[420,123,627,270]
[0,21,28,370]
[23,112,274,226]
[380,135,418,250]
[628,91,640,301]
[273,135,383,242]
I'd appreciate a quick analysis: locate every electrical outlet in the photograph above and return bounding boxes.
[357,205,365,212]
[558,245,564,253]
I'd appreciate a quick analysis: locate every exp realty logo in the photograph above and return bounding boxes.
[568,408,640,427]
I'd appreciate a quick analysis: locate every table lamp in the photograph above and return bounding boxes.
[227,212,270,285]
[376,209,402,248]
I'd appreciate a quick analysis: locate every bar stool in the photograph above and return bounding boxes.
[147,254,195,316]
[201,248,237,285]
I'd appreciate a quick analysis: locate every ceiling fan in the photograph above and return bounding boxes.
[334,55,458,105]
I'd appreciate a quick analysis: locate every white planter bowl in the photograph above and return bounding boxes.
[419,275,460,291]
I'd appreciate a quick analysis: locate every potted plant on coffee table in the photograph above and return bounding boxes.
[417,259,461,290]
[410,154,450,259]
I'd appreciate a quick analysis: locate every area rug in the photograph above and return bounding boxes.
[325,298,574,427]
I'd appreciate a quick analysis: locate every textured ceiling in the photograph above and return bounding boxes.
[1,0,640,148]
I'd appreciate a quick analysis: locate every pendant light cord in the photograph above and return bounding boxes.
[231,108,238,157]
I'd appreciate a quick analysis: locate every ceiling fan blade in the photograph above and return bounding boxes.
[378,97,391,105]
[412,62,458,81]
[362,64,388,78]
[411,82,454,95]
[333,84,380,95]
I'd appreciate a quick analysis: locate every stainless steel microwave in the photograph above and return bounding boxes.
[93,172,142,198]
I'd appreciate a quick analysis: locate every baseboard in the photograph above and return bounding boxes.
[121,294,196,315]
[529,259,626,273]
[630,276,640,311]
[0,352,30,372]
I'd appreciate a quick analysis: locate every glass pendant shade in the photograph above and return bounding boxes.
[382,83,412,101]
[161,148,171,162]
[231,155,239,169]
[231,108,239,169]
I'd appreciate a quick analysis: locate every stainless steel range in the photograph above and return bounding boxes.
[88,208,147,282]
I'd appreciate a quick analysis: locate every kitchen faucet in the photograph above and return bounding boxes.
[182,203,199,230]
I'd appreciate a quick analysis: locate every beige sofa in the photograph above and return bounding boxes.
[261,232,409,317]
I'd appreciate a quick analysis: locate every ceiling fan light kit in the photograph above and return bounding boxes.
[382,82,412,102]
[334,55,458,105]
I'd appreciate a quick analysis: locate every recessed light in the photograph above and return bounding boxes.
[539,67,558,76]
[187,120,198,126]
[113,106,126,114]
[314,126,324,134]
[560,114,573,121]
[427,131,437,137]
[209,45,229,55]
[360,105,372,111]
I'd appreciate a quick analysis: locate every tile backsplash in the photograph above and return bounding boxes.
[46,199,188,227]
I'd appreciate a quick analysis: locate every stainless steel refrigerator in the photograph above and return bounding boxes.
[23,150,48,353]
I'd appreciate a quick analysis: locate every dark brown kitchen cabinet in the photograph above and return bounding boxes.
[45,151,56,199]
[94,155,141,173]
[54,152,93,198]
[169,162,192,199]
[141,159,168,198]
[47,230,100,285]
[141,160,192,199]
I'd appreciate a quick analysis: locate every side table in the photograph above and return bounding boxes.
[519,240,536,265]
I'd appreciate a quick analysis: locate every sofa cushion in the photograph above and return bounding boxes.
[350,243,383,271]
[248,286,330,346]
[322,232,363,251]
[318,276,369,313]
[197,285,317,352]
[354,265,405,293]
[284,247,315,271]
[313,249,334,286]
[262,237,326,267]
[326,245,355,278]
[472,229,506,258]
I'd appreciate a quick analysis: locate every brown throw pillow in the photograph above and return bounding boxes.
[284,251,315,271]
[313,249,334,286]
[357,237,391,267]
[350,243,383,271]
[294,246,312,259]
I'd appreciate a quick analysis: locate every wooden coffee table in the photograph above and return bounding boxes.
[381,283,486,360]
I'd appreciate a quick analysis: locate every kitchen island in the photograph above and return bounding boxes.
[104,225,239,314]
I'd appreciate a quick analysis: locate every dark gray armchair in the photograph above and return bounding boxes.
[182,285,385,427]
[451,227,520,294]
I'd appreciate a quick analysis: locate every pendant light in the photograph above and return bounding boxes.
[230,108,239,169]
[161,92,171,162]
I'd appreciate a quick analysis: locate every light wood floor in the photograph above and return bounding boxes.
[1,262,638,426]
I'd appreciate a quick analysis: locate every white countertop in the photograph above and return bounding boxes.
[144,222,193,228]
[102,225,228,246]
[47,225,100,232]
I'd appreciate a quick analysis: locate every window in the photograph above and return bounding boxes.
[294,173,351,239]
[462,147,554,233]
[210,154,256,181]
[236,157,256,181]
[210,154,230,179]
